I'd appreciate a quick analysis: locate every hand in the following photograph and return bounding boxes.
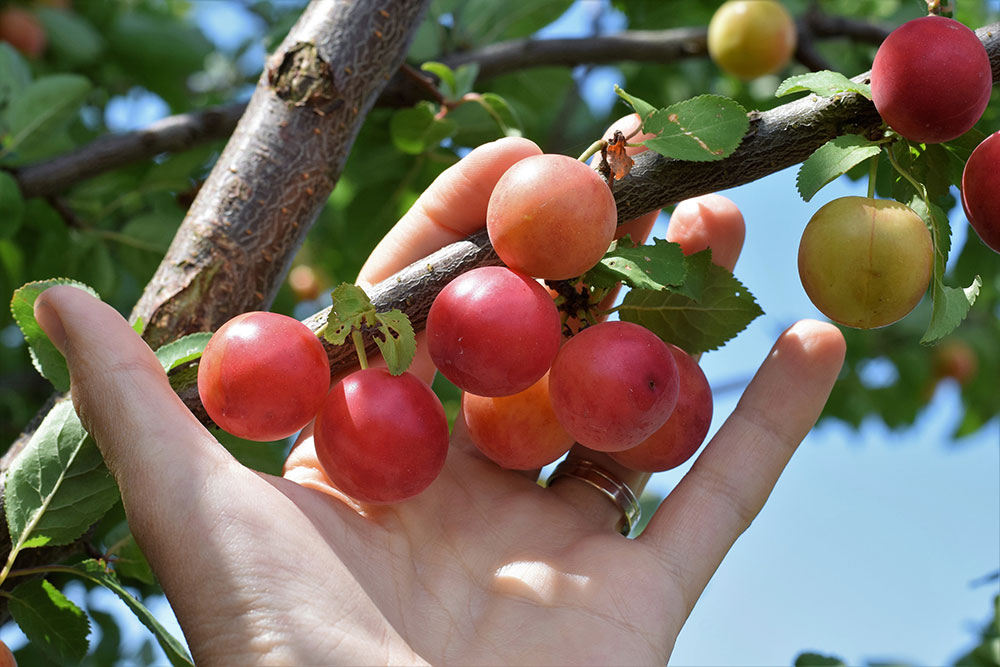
[34,135,845,666]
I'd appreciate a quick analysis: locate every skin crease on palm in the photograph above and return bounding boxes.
[32,121,846,665]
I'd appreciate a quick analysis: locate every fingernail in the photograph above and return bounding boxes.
[34,296,67,355]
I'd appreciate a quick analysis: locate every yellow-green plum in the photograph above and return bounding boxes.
[797,196,932,329]
[707,0,797,80]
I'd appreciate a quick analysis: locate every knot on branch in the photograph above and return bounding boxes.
[268,42,342,109]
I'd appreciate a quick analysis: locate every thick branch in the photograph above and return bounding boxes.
[131,0,431,349]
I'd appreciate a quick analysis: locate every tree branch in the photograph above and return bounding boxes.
[13,102,247,200]
[7,10,893,199]
[131,0,431,349]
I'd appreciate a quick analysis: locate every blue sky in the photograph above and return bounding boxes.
[4,1,997,664]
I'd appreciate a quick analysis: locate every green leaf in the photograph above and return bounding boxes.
[7,578,90,664]
[776,70,871,99]
[212,429,288,475]
[453,63,480,98]
[617,251,764,353]
[10,279,99,391]
[390,101,457,154]
[103,521,155,586]
[154,332,213,372]
[3,74,91,160]
[614,85,657,123]
[797,135,882,202]
[0,169,24,238]
[421,61,457,98]
[642,95,748,162]
[372,310,416,376]
[794,652,847,667]
[0,42,31,116]
[35,8,104,67]
[920,276,981,344]
[584,237,686,291]
[324,283,375,345]
[4,399,119,553]
[476,93,523,137]
[61,559,194,667]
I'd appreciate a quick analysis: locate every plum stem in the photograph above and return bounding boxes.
[867,155,878,199]
[352,329,369,370]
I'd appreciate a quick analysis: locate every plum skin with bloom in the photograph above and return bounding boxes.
[313,368,449,504]
[961,131,1000,254]
[611,344,713,473]
[487,154,617,281]
[426,266,562,397]
[548,321,679,452]
[870,15,991,144]
[198,311,330,441]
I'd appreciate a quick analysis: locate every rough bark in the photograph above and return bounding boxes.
[131,0,431,350]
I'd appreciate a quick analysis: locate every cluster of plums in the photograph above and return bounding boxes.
[198,153,714,504]
[797,14,998,331]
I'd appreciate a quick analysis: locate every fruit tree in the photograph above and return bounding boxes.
[0,0,997,665]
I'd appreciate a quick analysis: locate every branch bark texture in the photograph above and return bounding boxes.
[131,0,431,349]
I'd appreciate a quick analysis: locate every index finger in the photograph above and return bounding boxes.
[357,136,541,288]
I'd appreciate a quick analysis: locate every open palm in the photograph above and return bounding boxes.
[34,136,844,666]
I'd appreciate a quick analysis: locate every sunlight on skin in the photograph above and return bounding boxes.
[493,559,592,604]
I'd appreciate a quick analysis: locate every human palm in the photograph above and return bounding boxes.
[34,134,845,665]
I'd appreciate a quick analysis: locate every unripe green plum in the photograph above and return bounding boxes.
[610,344,713,473]
[707,0,797,80]
[961,131,1000,254]
[798,196,932,330]
[487,154,617,280]
[870,16,991,144]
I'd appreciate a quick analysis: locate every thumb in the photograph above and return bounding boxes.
[33,285,237,519]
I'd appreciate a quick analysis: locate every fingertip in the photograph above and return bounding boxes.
[780,319,847,368]
[667,194,746,271]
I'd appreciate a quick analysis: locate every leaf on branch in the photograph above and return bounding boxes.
[614,85,657,124]
[453,63,480,98]
[154,332,213,372]
[421,61,457,98]
[617,250,763,354]
[584,237,686,291]
[921,276,981,344]
[4,399,120,553]
[796,135,882,202]
[63,559,194,667]
[2,73,91,162]
[776,70,872,100]
[7,578,90,664]
[324,283,375,345]
[390,101,457,155]
[642,95,748,162]
[372,310,416,376]
[476,92,523,137]
[0,42,32,113]
[102,520,155,585]
[10,279,100,392]
[325,284,418,374]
